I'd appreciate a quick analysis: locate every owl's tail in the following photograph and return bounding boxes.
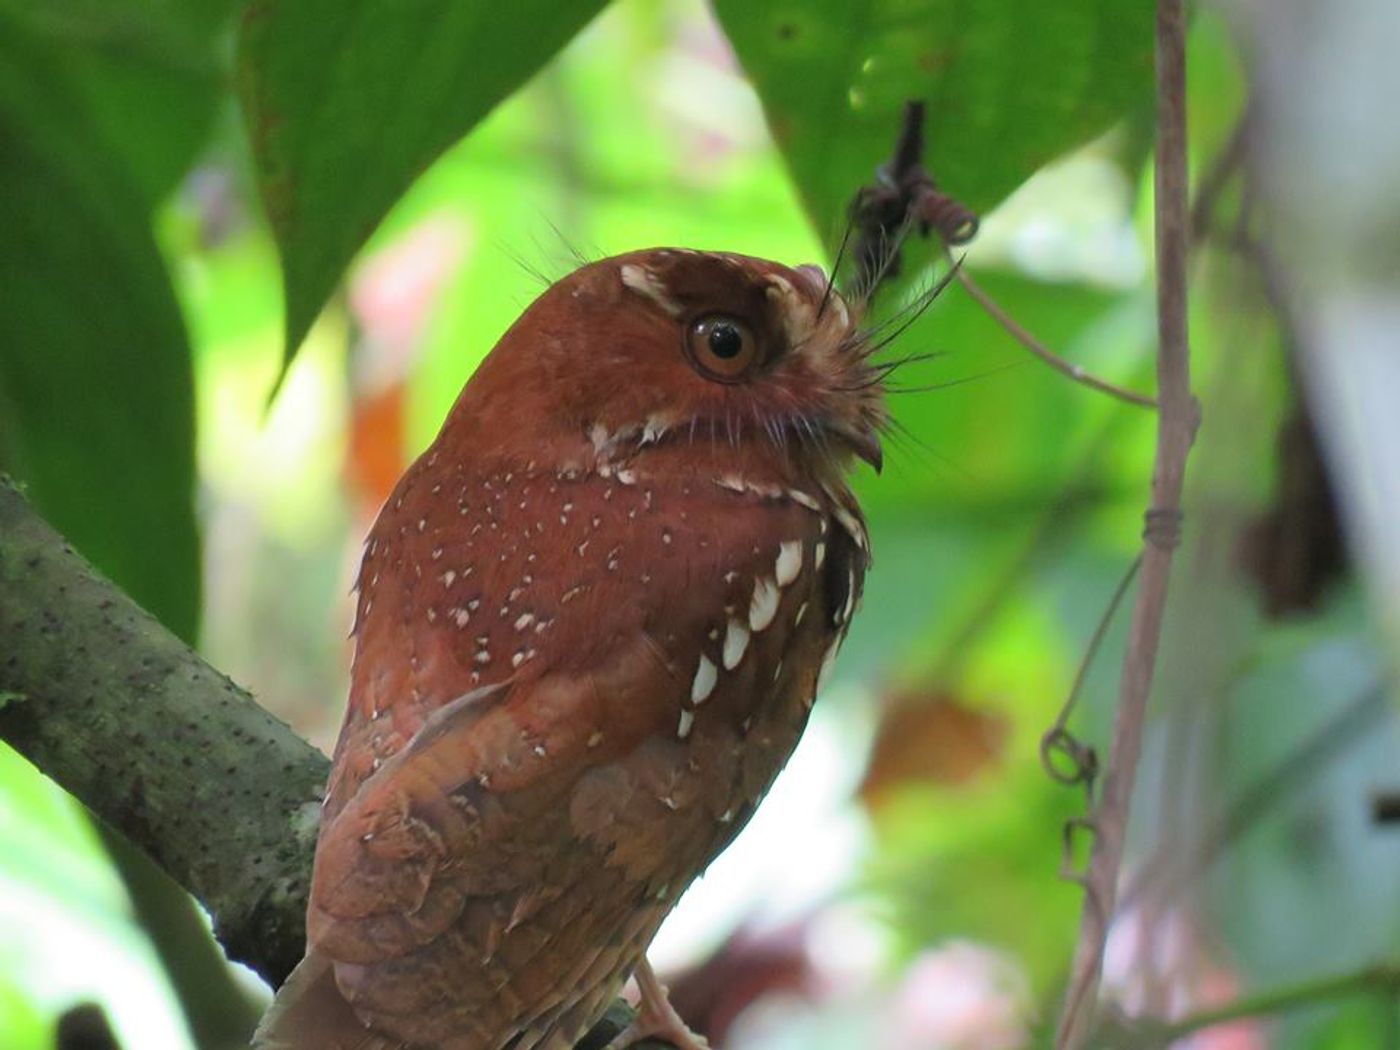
[252,951,395,1050]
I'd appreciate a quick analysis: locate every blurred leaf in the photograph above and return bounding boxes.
[0,12,200,641]
[859,689,1010,807]
[714,0,1154,236]
[236,0,609,365]
[869,764,1083,991]
[0,974,45,1050]
[0,0,238,202]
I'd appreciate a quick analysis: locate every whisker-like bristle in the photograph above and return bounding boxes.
[884,360,1026,396]
[861,256,964,359]
[819,220,856,321]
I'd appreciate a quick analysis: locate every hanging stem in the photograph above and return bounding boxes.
[1054,1,1198,1044]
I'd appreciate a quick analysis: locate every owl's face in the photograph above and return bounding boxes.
[456,248,886,479]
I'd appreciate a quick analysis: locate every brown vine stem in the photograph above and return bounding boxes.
[1055,1,1198,1046]
[952,267,1159,411]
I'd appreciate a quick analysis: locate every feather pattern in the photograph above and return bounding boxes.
[256,248,880,1049]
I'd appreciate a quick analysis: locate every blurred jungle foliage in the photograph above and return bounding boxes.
[1,1,1396,1048]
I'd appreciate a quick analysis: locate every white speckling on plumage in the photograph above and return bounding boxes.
[748,577,780,632]
[721,619,749,670]
[775,540,803,587]
[691,656,717,704]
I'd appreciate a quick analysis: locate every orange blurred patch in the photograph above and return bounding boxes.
[859,690,1009,808]
[346,381,406,517]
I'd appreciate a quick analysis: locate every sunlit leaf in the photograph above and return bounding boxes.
[714,0,1154,235]
[236,0,610,365]
[0,12,199,641]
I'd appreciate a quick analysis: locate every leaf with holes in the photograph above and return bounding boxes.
[236,0,608,367]
[714,0,1154,237]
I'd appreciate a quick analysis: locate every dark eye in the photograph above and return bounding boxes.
[685,314,759,380]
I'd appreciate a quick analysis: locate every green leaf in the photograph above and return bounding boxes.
[0,0,239,203]
[713,0,1154,234]
[0,12,200,643]
[236,0,609,365]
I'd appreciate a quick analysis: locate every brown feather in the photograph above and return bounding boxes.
[257,248,881,1049]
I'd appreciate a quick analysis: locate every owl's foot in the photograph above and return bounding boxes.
[611,957,709,1050]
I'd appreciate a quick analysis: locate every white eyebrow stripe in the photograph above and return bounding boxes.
[620,264,683,317]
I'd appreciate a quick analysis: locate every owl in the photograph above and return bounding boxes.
[255,247,887,1049]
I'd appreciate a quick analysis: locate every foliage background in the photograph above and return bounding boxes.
[1,2,1396,1048]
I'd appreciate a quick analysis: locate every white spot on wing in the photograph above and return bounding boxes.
[722,619,750,670]
[775,540,803,587]
[814,541,827,570]
[677,709,695,739]
[691,656,718,704]
[749,577,780,632]
[833,505,867,550]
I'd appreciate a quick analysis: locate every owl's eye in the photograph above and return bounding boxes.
[685,314,759,381]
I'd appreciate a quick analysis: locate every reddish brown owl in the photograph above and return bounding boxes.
[255,248,886,1050]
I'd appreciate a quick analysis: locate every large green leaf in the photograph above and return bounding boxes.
[236,0,609,363]
[714,0,1154,235]
[0,0,238,203]
[0,13,200,642]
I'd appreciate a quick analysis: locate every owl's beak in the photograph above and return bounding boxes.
[837,420,884,474]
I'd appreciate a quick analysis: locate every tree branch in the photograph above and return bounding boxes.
[0,477,671,1047]
[1055,1,1198,1044]
[0,476,325,986]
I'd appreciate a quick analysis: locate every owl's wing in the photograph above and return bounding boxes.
[306,631,680,965]
[301,628,730,1048]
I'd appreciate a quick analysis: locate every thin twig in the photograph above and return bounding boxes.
[1190,102,1253,241]
[1055,2,1198,1045]
[1121,680,1389,911]
[1121,962,1400,1047]
[1040,554,1142,792]
[953,268,1159,411]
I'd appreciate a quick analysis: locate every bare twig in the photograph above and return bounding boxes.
[1190,102,1253,242]
[1122,680,1389,911]
[953,268,1159,410]
[1041,556,1142,794]
[848,100,979,296]
[1055,2,1198,1045]
[1102,962,1400,1048]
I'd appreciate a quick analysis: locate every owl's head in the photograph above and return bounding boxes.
[449,248,887,479]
